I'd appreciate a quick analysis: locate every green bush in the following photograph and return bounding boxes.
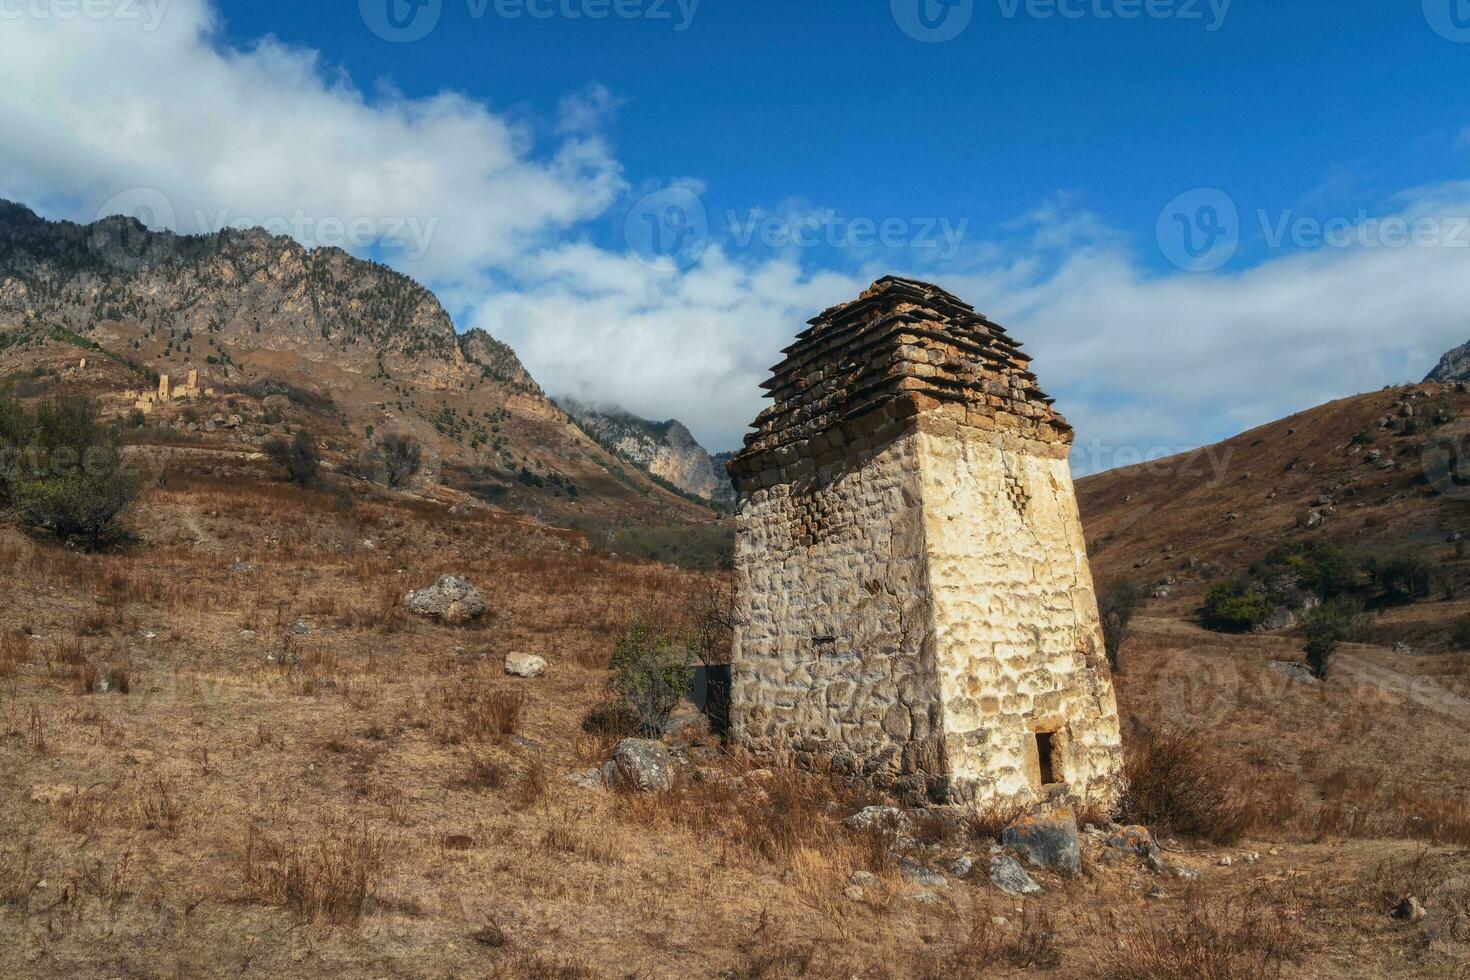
[1202,582,1271,632]
[14,469,139,551]
[1302,598,1367,680]
[1362,554,1433,604]
[1098,581,1144,673]
[1260,541,1358,599]
[609,617,694,734]
[265,430,321,487]
[1,395,138,549]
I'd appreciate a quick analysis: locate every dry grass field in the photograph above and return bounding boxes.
[1,458,1469,978]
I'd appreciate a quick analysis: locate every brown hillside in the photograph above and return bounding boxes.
[1078,382,1470,599]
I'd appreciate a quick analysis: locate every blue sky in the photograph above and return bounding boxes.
[2,0,1468,461]
[205,0,1470,274]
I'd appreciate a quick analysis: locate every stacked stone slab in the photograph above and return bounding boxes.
[727,277,1123,808]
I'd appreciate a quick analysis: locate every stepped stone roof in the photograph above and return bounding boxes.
[727,277,1072,489]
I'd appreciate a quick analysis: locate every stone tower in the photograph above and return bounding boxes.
[726,277,1123,808]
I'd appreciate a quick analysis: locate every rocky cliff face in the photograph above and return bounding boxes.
[0,199,711,523]
[1425,338,1470,384]
[559,399,733,504]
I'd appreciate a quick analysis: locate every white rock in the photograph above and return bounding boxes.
[505,653,547,678]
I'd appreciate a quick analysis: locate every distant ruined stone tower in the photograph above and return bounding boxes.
[726,277,1123,808]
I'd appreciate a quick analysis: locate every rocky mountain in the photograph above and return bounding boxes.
[558,398,734,505]
[1425,337,1470,384]
[0,199,716,526]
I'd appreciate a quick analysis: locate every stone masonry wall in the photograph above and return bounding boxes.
[916,421,1123,807]
[729,277,1124,809]
[729,430,948,801]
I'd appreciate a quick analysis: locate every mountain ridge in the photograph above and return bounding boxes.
[0,199,717,527]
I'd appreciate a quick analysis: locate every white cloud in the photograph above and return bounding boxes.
[0,0,622,282]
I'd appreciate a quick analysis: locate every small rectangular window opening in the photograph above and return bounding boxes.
[1036,732,1058,786]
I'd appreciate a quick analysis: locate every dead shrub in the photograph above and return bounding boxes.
[76,607,112,637]
[1312,789,1470,846]
[458,755,509,793]
[963,802,1028,843]
[1087,895,1302,980]
[0,845,35,908]
[512,762,547,811]
[243,820,386,924]
[914,907,1062,976]
[1121,729,1258,844]
[73,662,101,695]
[56,786,112,834]
[50,637,89,669]
[132,774,184,835]
[0,630,28,677]
[436,682,524,743]
[572,731,617,769]
[487,954,593,980]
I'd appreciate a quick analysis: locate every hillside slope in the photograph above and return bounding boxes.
[1077,382,1469,596]
[0,200,713,526]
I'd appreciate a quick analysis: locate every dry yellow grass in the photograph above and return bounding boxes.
[0,462,1466,977]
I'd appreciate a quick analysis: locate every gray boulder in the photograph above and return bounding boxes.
[405,576,487,625]
[1269,661,1319,684]
[989,855,1041,896]
[1106,825,1165,872]
[611,739,672,793]
[1002,811,1083,877]
[899,859,947,890]
[844,805,909,833]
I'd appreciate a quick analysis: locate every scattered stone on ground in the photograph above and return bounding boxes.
[405,575,487,624]
[610,739,672,793]
[1002,810,1083,877]
[989,855,1041,896]
[505,652,547,678]
[1269,661,1320,684]
[844,805,909,833]
[899,859,947,890]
